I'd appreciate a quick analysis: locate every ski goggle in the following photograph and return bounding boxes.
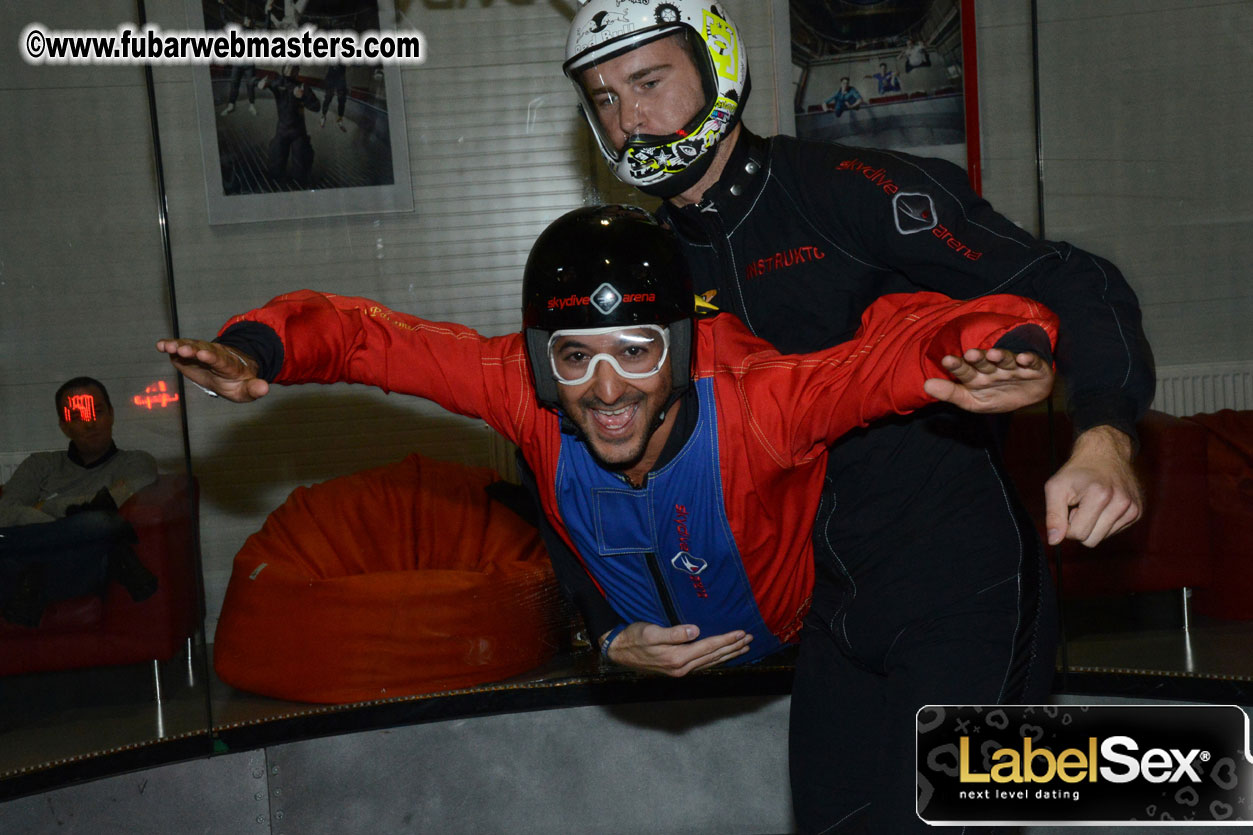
[547,325,670,386]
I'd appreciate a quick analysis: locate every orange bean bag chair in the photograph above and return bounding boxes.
[213,454,568,704]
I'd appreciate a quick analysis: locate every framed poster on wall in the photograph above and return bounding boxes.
[790,0,981,191]
[189,0,415,224]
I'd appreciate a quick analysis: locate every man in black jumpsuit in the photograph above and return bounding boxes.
[213,1,264,117]
[259,65,319,189]
[555,2,1154,833]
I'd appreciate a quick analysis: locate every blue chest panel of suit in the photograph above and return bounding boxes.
[554,377,781,666]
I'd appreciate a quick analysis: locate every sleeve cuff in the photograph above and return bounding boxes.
[216,320,285,382]
[993,324,1054,366]
[1065,392,1144,453]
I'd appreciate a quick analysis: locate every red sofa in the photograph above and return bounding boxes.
[1179,410,1253,619]
[0,473,201,676]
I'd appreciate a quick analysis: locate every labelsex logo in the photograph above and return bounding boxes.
[961,735,1207,785]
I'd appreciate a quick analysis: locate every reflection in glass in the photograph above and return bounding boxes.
[1031,0,1253,684]
[0,0,213,790]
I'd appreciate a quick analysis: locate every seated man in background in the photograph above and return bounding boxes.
[156,205,1058,670]
[0,377,159,627]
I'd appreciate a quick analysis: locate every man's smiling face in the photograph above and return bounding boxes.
[552,326,675,473]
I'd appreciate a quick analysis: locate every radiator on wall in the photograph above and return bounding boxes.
[1154,362,1253,418]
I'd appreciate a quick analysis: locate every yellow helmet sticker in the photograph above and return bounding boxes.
[702,11,739,82]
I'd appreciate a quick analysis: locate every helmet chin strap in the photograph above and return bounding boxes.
[657,383,686,421]
[636,149,718,199]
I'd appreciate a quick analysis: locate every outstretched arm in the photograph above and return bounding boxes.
[742,292,1061,462]
[155,338,270,402]
[158,291,538,447]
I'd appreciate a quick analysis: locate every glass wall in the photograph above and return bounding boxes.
[1031,0,1253,681]
[0,0,212,781]
[1,0,1250,797]
[0,0,790,788]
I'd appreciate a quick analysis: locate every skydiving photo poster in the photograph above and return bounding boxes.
[190,0,415,224]
[790,0,980,191]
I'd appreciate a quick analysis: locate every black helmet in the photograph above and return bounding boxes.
[522,205,694,410]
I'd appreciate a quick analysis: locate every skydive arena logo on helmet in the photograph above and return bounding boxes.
[591,282,623,315]
[546,284,656,312]
[917,704,1253,825]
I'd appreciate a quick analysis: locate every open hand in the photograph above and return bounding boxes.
[924,348,1053,413]
[155,338,269,402]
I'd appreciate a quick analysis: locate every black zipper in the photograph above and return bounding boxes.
[620,470,681,627]
[645,551,681,627]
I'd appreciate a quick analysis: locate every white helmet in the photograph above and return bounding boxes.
[563,0,751,198]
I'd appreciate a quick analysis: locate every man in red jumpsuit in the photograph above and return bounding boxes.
[156,205,1058,672]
